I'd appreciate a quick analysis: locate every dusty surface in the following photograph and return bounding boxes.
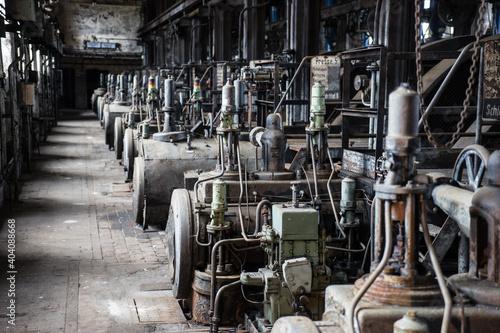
[0,110,205,332]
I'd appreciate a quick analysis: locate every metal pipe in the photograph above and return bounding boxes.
[237,144,253,241]
[327,147,346,241]
[458,233,469,274]
[348,200,393,333]
[308,134,320,200]
[476,47,484,145]
[212,280,242,333]
[273,56,314,114]
[418,42,474,127]
[373,0,382,44]
[420,194,452,333]
[238,0,271,61]
[254,199,272,236]
[431,184,473,238]
[209,238,260,331]
[191,23,208,64]
[404,189,416,269]
[175,66,187,83]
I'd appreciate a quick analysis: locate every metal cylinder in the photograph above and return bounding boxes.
[393,311,429,333]
[340,177,356,209]
[100,73,105,88]
[142,75,148,90]
[309,81,326,129]
[260,114,286,172]
[432,184,472,238]
[193,77,201,101]
[211,179,228,214]
[120,74,128,101]
[191,270,241,325]
[133,75,139,91]
[120,74,127,91]
[234,79,245,111]
[148,76,155,92]
[340,177,356,225]
[221,80,235,112]
[148,76,157,100]
[155,74,161,99]
[387,84,419,140]
[164,76,175,109]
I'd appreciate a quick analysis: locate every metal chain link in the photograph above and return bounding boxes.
[415,0,487,149]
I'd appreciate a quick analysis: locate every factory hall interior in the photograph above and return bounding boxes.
[2,0,500,332]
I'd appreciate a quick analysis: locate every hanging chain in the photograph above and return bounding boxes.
[415,0,487,149]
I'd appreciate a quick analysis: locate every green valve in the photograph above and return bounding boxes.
[208,179,230,231]
[193,77,201,101]
[308,82,327,131]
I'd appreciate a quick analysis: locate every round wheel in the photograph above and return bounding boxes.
[132,156,145,228]
[166,189,193,299]
[114,117,124,160]
[124,128,135,180]
[104,105,111,145]
[453,144,490,191]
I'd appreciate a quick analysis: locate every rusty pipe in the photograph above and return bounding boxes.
[238,0,271,61]
[327,146,346,241]
[254,199,272,235]
[209,238,260,330]
[420,194,452,333]
[212,279,241,333]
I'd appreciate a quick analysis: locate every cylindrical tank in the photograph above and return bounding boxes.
[191,270,242,325]
[132,139,257,229]
[340,177,356,224]
[234,79,245,110]
[120,74,128,101]
[221,80,235,111]
[387,84,419,142]
[164,76,175,109]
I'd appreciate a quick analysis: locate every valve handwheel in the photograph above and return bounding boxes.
[452,144,490,191]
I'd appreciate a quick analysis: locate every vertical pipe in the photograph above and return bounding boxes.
[458,233,469,274]
[476,47,484,145]
[373,196,383,265]
[404,193,415,269]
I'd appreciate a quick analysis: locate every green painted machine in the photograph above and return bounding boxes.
[240,183,345,331]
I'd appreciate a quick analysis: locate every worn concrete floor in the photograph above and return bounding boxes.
[0,110,207,333]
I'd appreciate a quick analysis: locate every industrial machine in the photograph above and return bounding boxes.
[165,80,372,332]
[84,1,500,332]
[270,85,500,333]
